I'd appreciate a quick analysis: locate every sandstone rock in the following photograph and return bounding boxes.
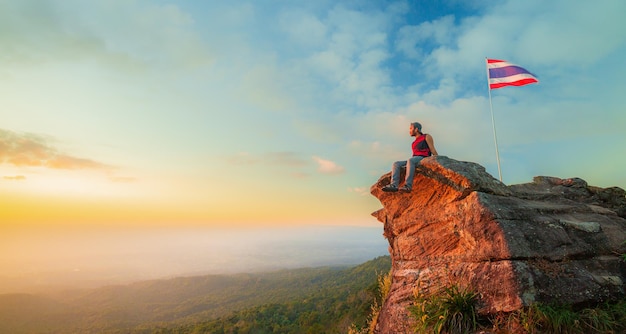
[371,156,626,334]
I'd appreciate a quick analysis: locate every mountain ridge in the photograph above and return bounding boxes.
[0,256,391,334]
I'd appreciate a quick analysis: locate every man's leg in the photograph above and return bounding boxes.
[382,160,407,192]
[391,160,407,187]
[401,156,424,191]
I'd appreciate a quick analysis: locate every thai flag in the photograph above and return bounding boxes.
[487,59,538,89]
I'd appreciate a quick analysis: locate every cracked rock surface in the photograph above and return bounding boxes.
[371,156,626,334]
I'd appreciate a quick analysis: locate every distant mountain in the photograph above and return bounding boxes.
[0,256,391,334]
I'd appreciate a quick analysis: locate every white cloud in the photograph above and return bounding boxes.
[278,10,328,49]
[312,156,345,174]
[396,15,457,60]
[0,128,112,171]
[347,186,369,196]
[0,1,213,72]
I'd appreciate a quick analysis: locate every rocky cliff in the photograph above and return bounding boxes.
[370,156,626,333]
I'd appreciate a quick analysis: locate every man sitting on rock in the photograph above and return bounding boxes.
[382,121,438,193]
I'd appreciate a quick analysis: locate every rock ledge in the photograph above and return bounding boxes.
[371,156,626,334]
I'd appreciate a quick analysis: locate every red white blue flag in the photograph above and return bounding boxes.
[487,59,538,89]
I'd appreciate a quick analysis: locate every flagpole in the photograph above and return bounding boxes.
[485,58,503,182]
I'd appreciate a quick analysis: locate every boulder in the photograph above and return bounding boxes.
[370,156,626,334]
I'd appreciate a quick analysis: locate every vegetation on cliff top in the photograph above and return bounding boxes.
[408,282,626,334]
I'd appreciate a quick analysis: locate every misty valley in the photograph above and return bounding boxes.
[0,256,391,334]
[1,226,388,333]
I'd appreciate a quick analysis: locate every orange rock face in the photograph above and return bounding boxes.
[371,156,626,334]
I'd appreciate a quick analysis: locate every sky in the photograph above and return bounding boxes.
[1,0,626,229]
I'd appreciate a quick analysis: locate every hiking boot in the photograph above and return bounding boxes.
[381,184,398,192]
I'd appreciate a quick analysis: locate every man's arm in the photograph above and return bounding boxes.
[426,134,438,156]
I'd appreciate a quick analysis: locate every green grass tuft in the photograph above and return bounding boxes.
[349,269,392,334]
[535,303,582,333]
[486,300,626,334]
[407,283,626,334]
[409,284,479,334]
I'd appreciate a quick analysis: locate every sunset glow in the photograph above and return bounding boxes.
[1,0,625,271]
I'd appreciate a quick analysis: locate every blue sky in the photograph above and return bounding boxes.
[1,0,625,227]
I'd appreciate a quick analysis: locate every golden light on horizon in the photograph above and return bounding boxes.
[1,173,373,228]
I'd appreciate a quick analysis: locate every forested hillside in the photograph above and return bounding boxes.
[0,256,390,334]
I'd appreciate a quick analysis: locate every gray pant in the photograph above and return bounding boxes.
[390,156,425,189]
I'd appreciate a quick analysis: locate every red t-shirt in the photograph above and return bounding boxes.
[411,134,431,157]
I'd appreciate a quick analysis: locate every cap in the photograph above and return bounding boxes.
[412,122,422,131]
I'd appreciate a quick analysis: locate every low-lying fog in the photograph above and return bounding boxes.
[0,225,387,293]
